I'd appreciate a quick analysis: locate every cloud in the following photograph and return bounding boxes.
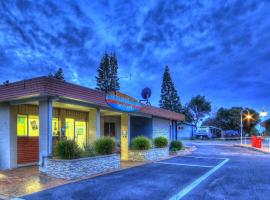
[0,0,269,110]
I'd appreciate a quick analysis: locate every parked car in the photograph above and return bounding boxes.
[223,130,240,139]
[195,127,213,139]
[195,126,222,139]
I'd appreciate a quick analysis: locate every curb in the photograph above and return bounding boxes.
[234,144,270,154]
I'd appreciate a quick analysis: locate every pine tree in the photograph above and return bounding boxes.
[54,68,65,81]
[96,53,110,92]
[109,52,120,91]
[159,65,182,112]
[96,52,120,92]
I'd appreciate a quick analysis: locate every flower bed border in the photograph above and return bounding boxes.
[40,154,120,180]
[128,147,169,161]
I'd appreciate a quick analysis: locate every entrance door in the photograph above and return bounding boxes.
[104,122,116,137]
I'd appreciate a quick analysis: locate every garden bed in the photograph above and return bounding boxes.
[128,147,169,161]
[40,154,120,180]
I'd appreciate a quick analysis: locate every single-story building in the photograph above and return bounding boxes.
[261,118,270,135]
[0,76,184,170]
[177,122,196,140]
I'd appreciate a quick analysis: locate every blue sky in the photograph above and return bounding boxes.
[0,0,270,111]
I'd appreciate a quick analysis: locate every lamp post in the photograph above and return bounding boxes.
[240,109,252,145]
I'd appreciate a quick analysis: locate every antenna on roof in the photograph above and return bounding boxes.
[140,87,151,105]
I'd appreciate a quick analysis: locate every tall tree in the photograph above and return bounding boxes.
[109,52,120,91]
[48,67,65,81]
[202,107,260,134]
[96,52,120,92]
[188,95,211,128]
[159,65,182,112]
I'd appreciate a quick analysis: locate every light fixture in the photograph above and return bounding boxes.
[245,114,252,119]
[260,110,268,117]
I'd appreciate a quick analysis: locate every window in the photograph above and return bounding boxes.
[75,121,87,148]
[104,122,116,137]
[65,118,75,140]
[52,118,59,136]
[17,115,58,137]
[28,115,39,137]
[17,115,28,136]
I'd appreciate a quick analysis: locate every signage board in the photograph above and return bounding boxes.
[106,92,142,112]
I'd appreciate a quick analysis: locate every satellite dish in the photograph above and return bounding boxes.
[140,87,151,105]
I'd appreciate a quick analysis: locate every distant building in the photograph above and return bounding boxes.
[261,118,270,135]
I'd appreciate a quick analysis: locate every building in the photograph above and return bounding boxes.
[261,118,270,135]
[177,122,196,140]
[0,76,185,170]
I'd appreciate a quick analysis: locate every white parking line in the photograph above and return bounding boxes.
[183,155,228,160]
[156,161,215,168]
[169,158,230,200]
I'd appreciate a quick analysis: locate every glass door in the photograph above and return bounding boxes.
[75,121,86,148]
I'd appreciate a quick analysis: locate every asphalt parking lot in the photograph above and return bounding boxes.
[19,141,270,200]
[21,154,229,200]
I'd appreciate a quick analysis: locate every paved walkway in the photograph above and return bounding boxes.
[0,166,67,199]
[0,161,144,199]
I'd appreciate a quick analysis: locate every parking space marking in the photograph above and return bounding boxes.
[156,161,215,168]
[169,158,230,200]
[183,155,228,160]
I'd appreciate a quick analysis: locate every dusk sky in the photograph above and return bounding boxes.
[0,0,270,112]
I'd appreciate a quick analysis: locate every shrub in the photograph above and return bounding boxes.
[55,139,82,159]
[82,144,97,157]
[154,136,168,148]
[131,136,151,150]
[94,137,116,155]
[170,141,183,152]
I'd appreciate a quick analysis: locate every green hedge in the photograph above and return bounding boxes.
[94,137,116,155]
[55,139,82,159]
[131,136,151,150]
[170,141,183,152]
[153,136,168,148]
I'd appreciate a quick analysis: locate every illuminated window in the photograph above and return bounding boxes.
[28,115,39,137]
[52,118,59,136]
[75,121,86,148]
[65,118,75,140]
[17,115,28,136]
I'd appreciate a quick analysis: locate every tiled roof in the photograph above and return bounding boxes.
[0,77,185,121]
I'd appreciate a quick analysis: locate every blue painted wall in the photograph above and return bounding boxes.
[130,116,152,141]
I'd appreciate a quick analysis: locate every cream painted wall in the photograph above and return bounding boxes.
[121,113,130,161]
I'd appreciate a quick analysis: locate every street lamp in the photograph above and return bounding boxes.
[240,109,252,145]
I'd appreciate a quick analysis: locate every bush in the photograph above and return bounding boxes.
[94,137,116,155]
[154,136,168,148]
[55,139,82,159]
[170,141,183,152]
[131,136,151,150]
[82,144,97,157]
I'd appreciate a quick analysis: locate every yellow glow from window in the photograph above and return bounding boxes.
[28,115,39,137]
[65,118,74,140]
[75,121,86,148]
[52,118,59,136]
[17,115,27,136]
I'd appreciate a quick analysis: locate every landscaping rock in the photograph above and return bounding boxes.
[128,147,169,161]
[40,154,120,180]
